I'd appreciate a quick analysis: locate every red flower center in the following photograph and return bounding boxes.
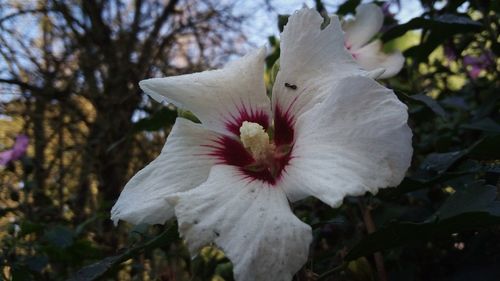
[207,105,295,185]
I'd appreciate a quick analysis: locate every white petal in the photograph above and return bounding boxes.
[111,118,219,225]
[343,3,384,50]
[140,48,271,136]
[367,67,386,79]
[273,8,364,119]
[355,40,405,78]
[282,76,412,206]
[170,165,312,281]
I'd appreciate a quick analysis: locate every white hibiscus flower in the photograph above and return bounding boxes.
[111,7,412,281]
[343,3,405,78]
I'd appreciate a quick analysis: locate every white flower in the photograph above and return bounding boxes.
[111,7,412,281]
[343,3,405,78]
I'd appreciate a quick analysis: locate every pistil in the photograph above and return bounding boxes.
[239,121,272,161]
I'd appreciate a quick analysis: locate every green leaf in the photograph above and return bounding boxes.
[474,88,500,119]
[346,184,500,261]
[461,118,500,134]
[132,108,177,132]
[469,135,500,160]
[382,14,482,42]
[346,212,500,261]
[25,255,49,272]
[269,59,280,87]
[277,14,289,33]
[433,183,500,220]
[411,137,489,182]
[67,255,122,281]
[265,36,280,69]
[215,261,235,281]
[379,177,428,197]
[412,150,467,181]
[177,109,201,123]
[19,220,44,236]
[314,0,326,14]
[67,226,178,281]
[346,257,374,281]
[408,93,448,119]
[75,214,104,236]
[11,265,33,281]
[44,225,74,249]
[129,223,150,243]
[336,0,361,15]
[382,14,482,62]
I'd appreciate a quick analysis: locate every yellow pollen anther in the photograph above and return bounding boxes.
[239,121,271,160]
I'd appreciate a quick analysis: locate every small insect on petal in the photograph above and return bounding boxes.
[284,83,297,90]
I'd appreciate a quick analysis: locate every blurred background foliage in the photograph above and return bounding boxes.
[0,0,499,280]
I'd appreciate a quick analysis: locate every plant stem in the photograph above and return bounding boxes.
[317,262,347,280]
[358,199,387,281]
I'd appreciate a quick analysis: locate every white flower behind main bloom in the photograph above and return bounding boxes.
[343,3,405,78]
[111,7,413,281]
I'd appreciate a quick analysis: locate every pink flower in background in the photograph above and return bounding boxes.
[463,51,494,79]
[343,3,405,78]
[380,0,401,32]
[381,0,401,16]
[0,134,29,165]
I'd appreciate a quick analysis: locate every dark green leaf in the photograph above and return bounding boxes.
[408,93,448,119]
[411,137,489,182]
[433,183,500,220]
[11,265,33,281]
[346,185,500,261]
[346,211,500,261]
[444,0,467,11]
[412,150,467,181]
[277,14,289,32]
[25,255,49,272]
[67,226,178,281]
[379,177,428,197]
[433,13,482,26]
[19,221,44,236]
[311,216,347,227]
[382,14,482,42]
[268,59,280,87]
[215,261,235,281]
[67,255,122,281]
[383,14,482,62]
[132,108,177,132]
[336,0,361,15]
[75,215,104,236]
[265,36,280,69]
[315,0,326,14]
[44,226,74,249]
[469,135,500,160]
[441,96,468,110]
[129,223,150,243]
[474,89,500,119]
[461,118,500,133]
